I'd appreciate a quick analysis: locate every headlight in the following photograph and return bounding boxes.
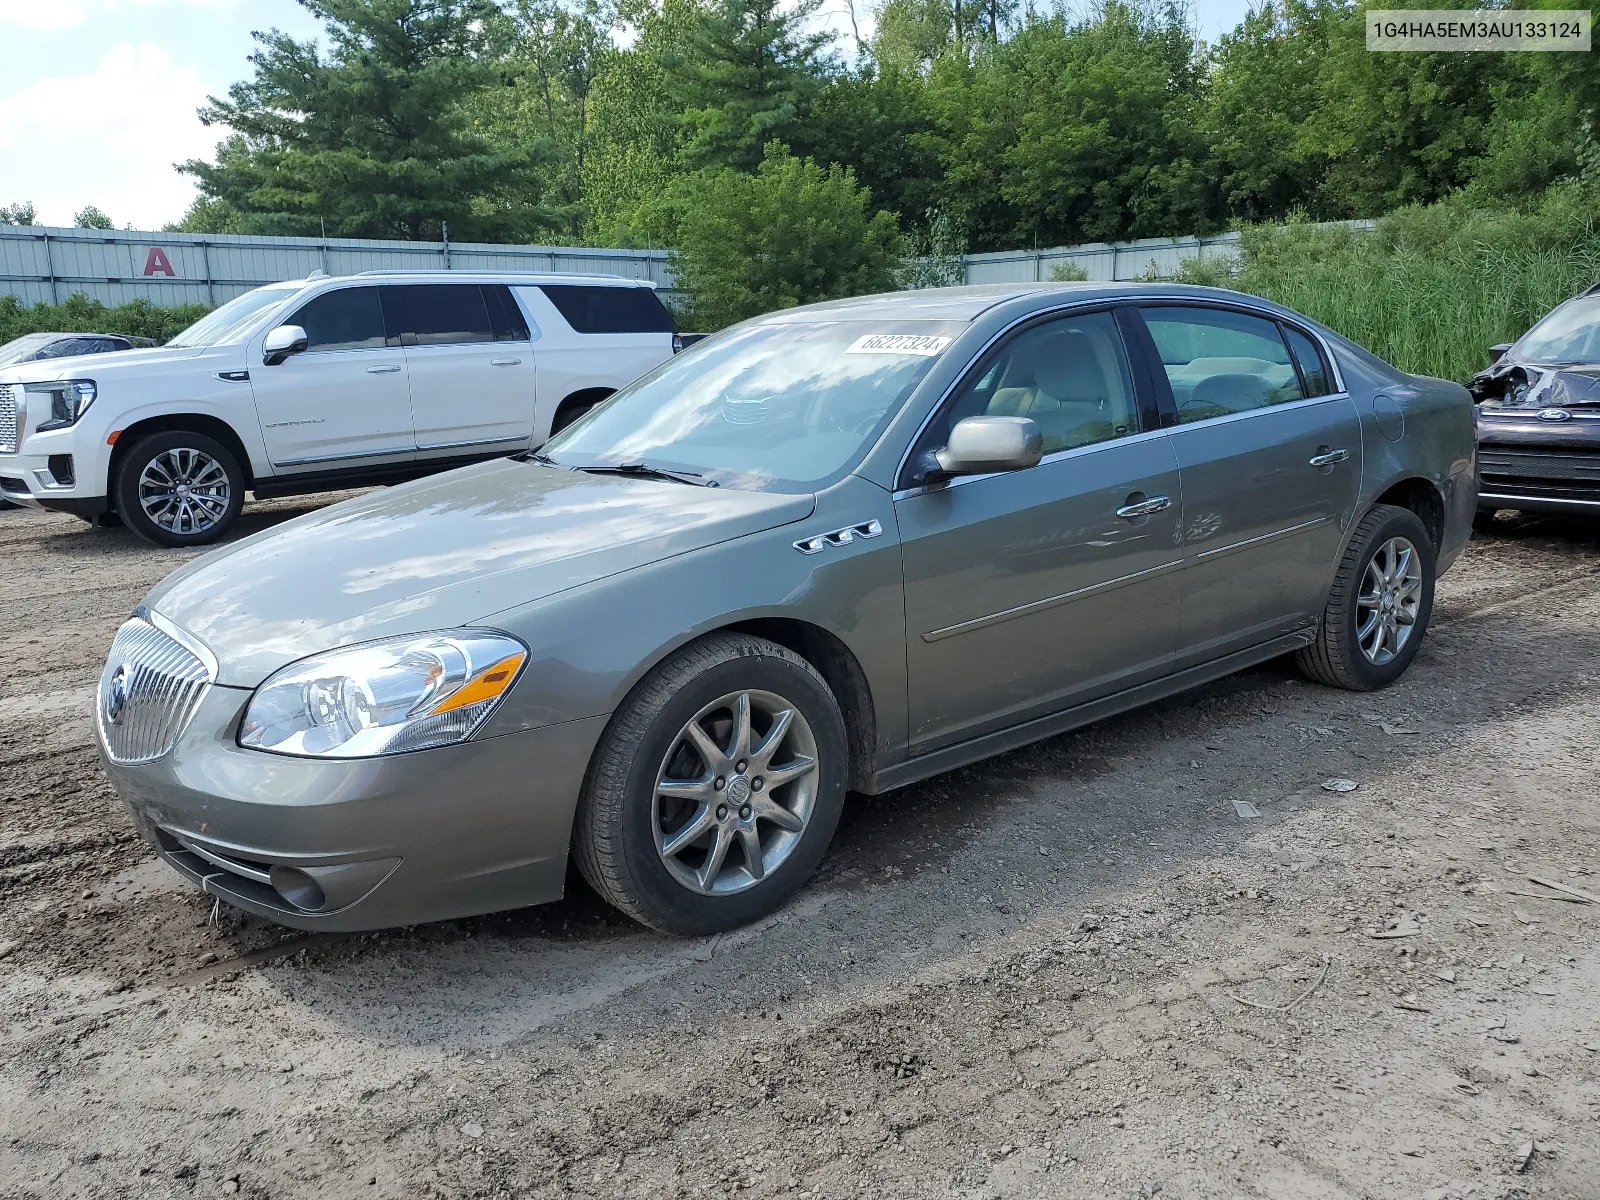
[26,379,97,430]
[238,630,527,758]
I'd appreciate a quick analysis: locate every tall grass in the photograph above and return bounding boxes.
[1176,181,1600,382]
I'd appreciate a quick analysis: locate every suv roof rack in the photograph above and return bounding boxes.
[350,269,638,282]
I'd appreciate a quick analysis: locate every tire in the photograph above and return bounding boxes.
[113,430,245,548]
[1295,503,1435,691]
[550,399,598,436]
[573,633,849,935]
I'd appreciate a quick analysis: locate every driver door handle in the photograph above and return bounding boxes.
[1116,495,1172,520]
[490,357,522,366]
[366,364,401,374]
[1309,448,1350,467]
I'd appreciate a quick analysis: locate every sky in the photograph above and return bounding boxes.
[0,0,1257,233]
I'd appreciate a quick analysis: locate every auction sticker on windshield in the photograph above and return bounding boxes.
[845,333,953,356]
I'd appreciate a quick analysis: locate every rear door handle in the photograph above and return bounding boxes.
[1309,448,1350,467]
[1116,495,1172,520]
[490,358,522,366]
[366,364,402,374]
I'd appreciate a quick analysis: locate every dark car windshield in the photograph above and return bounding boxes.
[0,332,60,366]
[541,320,965,491]
[1516,295,1600,365]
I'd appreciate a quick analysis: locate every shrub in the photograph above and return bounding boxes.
[0,293,211,347]
[670,143,905,329]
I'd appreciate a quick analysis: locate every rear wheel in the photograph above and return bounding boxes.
[1296,504,1434,691]
[573,633,849,935]
[114,431,245,547]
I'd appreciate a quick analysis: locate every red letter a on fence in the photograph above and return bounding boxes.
[142,247,176,277]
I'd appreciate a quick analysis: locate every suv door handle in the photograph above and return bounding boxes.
[490,357,522,366]
[1309,448,1350,467]
[1116,495,1172,520]
[366,364,402,374]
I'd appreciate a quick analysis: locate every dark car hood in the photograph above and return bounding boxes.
[1471,360,1600,411]
[145,459,815,686]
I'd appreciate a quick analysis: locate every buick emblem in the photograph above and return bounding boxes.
[105,664,130,725]
[1536,408,1572,422]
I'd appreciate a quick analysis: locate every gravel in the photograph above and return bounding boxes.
[2,500,1598,1199]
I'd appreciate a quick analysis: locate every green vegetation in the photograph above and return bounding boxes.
[1184,180,1600,383]
[0,295,210,348]
[670,144,903,329]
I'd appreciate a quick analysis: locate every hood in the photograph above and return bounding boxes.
[0,342,210,384]
[144,458,816,686]
[1471,359,1600,410]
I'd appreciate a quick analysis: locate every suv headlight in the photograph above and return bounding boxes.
[239,630,527,758]
[27,379,97,431]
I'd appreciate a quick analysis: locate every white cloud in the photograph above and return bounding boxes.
[0,0,232,34]
[0,42,219,228]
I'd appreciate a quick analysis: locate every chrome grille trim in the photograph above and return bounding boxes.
[97,613,215,764]
[0,384,17,454]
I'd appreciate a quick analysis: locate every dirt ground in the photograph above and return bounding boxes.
[1,499,1598,1200]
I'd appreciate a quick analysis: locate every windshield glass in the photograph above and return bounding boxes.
[0,333,59,366]
[166,284,302,348]
[542,320,965,490]
[1516,295,1600,365]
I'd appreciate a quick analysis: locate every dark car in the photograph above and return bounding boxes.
[1470,284,1600,518]
[0,331,155,368]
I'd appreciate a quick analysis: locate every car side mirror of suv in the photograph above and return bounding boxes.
[263,324,309,366]
[1487,343,1513,365]
[923,416,1044,482]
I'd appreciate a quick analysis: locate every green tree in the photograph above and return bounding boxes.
[73,206,115,229]
[671,142,904,328]
[2,201,37,226]
[180,0,535,241]
[665,0,835,171]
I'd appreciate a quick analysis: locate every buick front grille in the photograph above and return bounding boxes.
[97,616,215,764]
[0,384,17,454]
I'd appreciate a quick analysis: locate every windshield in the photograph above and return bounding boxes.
[166,283,302,348]
[1516,295,1600,365]
[0,333,59,366]
[542,320,965,490]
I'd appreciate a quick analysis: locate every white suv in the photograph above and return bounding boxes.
[0,271,679,545]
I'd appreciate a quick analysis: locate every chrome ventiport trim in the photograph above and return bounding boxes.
[794,519,884,555]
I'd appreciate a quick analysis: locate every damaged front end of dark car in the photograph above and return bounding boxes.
[1471,285,1600,518]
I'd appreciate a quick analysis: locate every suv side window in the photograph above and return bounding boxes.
[483,284,531,342]
[915,310,1140,464]
[1140,306,1304,424]
[1282,325,1335,397]
[384,284,496,346]
[289,287,388,353]
[539,284,676,334]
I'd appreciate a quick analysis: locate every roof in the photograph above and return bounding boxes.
[341,269,652,287]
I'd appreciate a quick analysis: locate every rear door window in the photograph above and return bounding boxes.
[288,287,388,352]
[384,284,496,346]
[1139,306,1305,424]
[1282,325,1335,397]
[483,284,532,341]
[539,284,676,334]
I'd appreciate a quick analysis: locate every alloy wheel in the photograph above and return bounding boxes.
[136,447,232,536]
[652,689,819,896]
[1356,535,1423,665]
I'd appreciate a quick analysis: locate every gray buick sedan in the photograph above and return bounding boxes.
[96,284,1476,935]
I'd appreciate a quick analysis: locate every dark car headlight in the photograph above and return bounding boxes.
[27,379,97,430]
[239,630,527,758]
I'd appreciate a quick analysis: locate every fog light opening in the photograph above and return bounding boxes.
[270,866,328,913]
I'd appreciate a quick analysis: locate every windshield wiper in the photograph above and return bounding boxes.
[577,461,707,486]
[515,449,558,464]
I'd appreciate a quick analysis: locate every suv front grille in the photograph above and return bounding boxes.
[0,384,17,454]
[1479,447,1600,501]
[97,616,214,764]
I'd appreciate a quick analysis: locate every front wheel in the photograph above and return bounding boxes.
[1295,503,1435,691]
[573,633,849,935]
[114,431,245,548]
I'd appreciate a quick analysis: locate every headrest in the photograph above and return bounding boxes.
[1016,329,1109,404]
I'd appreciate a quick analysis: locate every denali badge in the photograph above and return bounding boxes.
[1536,408,1572,422]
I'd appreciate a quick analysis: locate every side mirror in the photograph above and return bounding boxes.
[1487,343,1513,365]
[927,416,1044,480]
[263,324,309,366]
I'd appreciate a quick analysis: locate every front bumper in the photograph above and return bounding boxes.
[1476,418,1600,515]
[100,684,610,931]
